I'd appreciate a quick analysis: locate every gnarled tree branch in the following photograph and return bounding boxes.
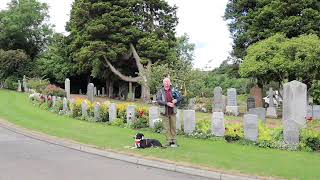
[103,55,140,82]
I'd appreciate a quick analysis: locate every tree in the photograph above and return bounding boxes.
[67,0,178,102]
[35,33,75,83]
[224,0,320,58]
[0,49,30,80]
[240,34,320,89]
[0,0,52,59]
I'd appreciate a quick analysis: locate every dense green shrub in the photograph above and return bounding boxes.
[153,120,164,133]
[28,77,50,93]
[131,117,148,129]
[4,76,18,90]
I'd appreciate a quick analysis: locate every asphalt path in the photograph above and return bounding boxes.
[0,126,215,180]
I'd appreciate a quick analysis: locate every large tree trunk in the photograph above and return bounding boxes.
[102,43,152,103]
[108,80,113,98]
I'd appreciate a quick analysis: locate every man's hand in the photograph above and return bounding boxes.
[172,99,177,104]
[167,102,175,107]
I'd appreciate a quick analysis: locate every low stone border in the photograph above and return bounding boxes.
[0,119,280,180]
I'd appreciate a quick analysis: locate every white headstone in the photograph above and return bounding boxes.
[213,87,223,112]
[312,105,320,119]
[149,106,159,128]
[94,103,101,121]
[226,88,239,116]
[87,83,94,102]
[183,110,196,134]
[81,101,88,117]
[94,87,97,96]
[248,107,266,123]
[283,80,307,145]
[63,97,68,113]
[65,78,70,100]
[212,112,225,136]
[17,80,22,92]
[109,103,117,122]
[306,105,313,119]
[244,114,259,141]
[102,87,105,96]
[127,105,136,124]
[176,109,182,131]
[52,96,57,107]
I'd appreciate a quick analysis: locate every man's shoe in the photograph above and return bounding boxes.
[170,143,179,148]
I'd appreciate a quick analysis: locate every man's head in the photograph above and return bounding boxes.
[163,77,171,89]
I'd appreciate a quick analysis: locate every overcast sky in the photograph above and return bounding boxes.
[0,0,233,70]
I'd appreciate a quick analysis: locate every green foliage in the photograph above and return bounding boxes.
[311,81,320,104]
[131,117,148,129]
[224,0,320,58]
[196,119,211,134]
[240,34,320,86]
[100,102,109,122]
[300,129,320,152]
[35,33,74,83]
[52,99,63,114]
[67,0,178,80]
[27,77,50,93]
[0,0,52,59]
[225,124,244,142]
[42,84,66,97]
[153,120,164,133]
[4,76,18,90]
[0,49,30,80]
[111,118,125,127]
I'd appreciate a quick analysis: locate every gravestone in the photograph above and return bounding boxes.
[94,103,101,121]
[244,114,259,141]
[312,105,320,119]
[306,105,313,120]
[17,80,22,92]
[149,106,159,128]
[52,96,57,107]
[94,87,97,96]
[183,110,196,134]
[69,99,75,114]
[212,112,225,136]
[127,105,136,124]
[266,88,277,118]
[250,86,263,107]
[79,89,82,95]
[109,103,117,122]
[87,83,94,102]
[248,107,266,123]
[65,78,70,100]
[188,98,196,110]
[283,80,307,145]
[226,88,239,116]
[176,109,182,131]
[247,97,255,111]
[98,90,100,96]
[63,97,68,113]
[102,87,105,96]
[213,87,223,112]
[23,75,27,92]
[81,101,88,117]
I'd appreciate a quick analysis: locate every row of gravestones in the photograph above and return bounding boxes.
[213,86,278,119]
[17,75,30,93]
[37,80,307,145]
[213,81,308,144]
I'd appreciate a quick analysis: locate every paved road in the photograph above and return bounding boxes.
[0,126,214,180]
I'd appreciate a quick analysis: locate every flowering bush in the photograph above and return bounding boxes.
[299,129,320,151]
[111,118,125,127]
[28,78,50,93]
[225,124,244,142]
[43,84,66,97]
[117,103,128,120]
[100,101,110,122]
[196,119,211,134]
[71,98,83,118]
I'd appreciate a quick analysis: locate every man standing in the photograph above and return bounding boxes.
[157,77,182,147]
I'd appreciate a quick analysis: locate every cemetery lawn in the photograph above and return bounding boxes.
[1,90,320,180]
